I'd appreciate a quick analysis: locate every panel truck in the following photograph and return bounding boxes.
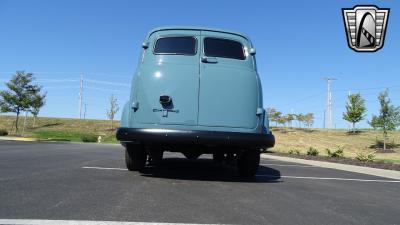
[117,27,275,177]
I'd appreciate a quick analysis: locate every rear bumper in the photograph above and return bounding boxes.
[116,128,275,148]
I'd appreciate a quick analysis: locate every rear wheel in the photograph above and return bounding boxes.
[125,144,147,172]
[237,150,260,177]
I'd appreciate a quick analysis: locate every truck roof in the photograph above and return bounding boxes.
[147,26,251,41]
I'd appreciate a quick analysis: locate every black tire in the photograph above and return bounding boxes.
[237,150,260,177]
[125,144,147,171]
[183,152,201,160]
[213,153,224,164]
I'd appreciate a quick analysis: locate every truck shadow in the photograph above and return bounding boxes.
[141,158,281,183]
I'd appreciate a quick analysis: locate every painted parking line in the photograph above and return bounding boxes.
[82,166,128,171]
[256,175,400,183]
[260,163,316,168]
[0,219,216,225]
[82,166,399,183]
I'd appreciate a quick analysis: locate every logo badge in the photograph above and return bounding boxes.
[342,5,390,52]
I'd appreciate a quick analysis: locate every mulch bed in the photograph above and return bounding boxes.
[267,152,400,171]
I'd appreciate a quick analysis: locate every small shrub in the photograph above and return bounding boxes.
[307,147,319,156]
[289,149,300,155]
[356,152,375,162]
[326,146,344,158]
[0,129,8,136]
[81,134,97,142]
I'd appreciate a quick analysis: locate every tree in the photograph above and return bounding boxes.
[303,113,314,128]
[30,92,47,128]
[295,113,304,128]
[0,71,42,132]
[267,108,282,127]
[343,93,366,132]
[286,113,295,128]
[266,107,277,124]
[369,90,400,150]
[277,116,287,130]
[107,94,119,129]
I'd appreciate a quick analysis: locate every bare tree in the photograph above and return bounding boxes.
[30,92,47,128]
[107,94,119,129]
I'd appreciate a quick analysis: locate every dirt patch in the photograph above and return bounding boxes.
[267,152,400,171]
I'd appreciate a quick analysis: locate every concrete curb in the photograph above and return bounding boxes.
[261,154,400,180]
[0,136,37,142]
[0,136,120,145]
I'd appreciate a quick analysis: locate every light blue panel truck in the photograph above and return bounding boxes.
[116,27,275,177]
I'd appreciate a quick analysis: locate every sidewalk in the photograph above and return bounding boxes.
[262,154,400,180]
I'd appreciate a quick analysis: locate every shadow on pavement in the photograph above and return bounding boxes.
[141,158,281,183]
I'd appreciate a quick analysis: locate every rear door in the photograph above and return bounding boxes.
[198,31,258,129]
[134,30,200,125]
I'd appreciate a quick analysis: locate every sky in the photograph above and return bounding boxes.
[0,0,399,128]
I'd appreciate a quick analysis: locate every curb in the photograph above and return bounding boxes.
[0,136,37,142]
[0,136,120,145]
[261,154,400,180]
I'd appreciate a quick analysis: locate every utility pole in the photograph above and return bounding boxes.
[79,73,84,119]
[84,103,87,120]
[323,77,337,129]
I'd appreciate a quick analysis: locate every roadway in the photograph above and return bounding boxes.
[0,141,399,225]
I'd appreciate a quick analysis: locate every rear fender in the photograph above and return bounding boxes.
[120,101,131,127]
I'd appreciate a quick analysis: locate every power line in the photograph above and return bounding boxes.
[37,79,78,83]
[85,86,129,93]
[85,79,130,87]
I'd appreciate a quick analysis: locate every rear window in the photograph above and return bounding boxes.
[204,37,245,60]
[154,36,196,55]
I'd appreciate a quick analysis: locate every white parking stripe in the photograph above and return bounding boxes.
[256,175,400,183]
[261,154,400,180]
[0,219,217,225]
[82,166,128,171]
[260,163,316,167]
[82,166,399,183]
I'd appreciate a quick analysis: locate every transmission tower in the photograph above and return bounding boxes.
[323,77,337,129]
[79,73,84,119]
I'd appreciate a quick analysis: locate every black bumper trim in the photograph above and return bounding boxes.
[116,128,275,148]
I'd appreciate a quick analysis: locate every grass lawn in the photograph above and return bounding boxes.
[270,127,400,163]
[1,115,399,163]
[0,115,119,143]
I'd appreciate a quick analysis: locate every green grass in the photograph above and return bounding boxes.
[375,159,400,164]
[0,115,118,143]
[270,127,400,164]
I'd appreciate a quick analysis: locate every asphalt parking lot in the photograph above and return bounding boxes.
[0,141,399,225]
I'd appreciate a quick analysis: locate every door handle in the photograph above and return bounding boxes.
[201,56,218,63]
